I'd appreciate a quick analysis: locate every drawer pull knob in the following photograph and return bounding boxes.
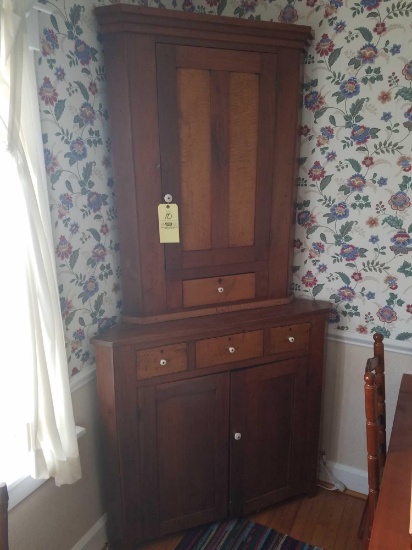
[159,359,167,366]
[234,433,242,441]
[228,346,236,354]
[288,336,295,343]
[218,287,224,293]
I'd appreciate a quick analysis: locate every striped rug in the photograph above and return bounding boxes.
[175,518,323,550]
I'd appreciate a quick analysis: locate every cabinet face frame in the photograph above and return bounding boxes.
[96,5,312,321]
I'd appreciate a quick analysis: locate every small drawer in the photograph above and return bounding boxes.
[196,330,263,369]
[182,273,255,308]
[269,323,310,355]
[136,343,187,380]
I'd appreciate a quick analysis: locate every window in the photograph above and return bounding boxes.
[0,0,81,493]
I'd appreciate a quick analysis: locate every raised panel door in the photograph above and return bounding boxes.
[138,373,230,538]
[156,44,277,310]
[229,358,308,516]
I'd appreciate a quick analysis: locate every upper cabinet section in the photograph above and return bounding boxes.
[95,5,312,324]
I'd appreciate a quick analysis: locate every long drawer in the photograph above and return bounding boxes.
[196,330,263,369]
[182,273,255,308]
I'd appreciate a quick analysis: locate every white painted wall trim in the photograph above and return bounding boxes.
[327,329,412,356]
[318,459,368,496]
[8,426,86,510]
[70,364,96,393]
[70,514,108,550]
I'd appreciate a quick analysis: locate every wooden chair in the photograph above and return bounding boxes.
[359,333,386,548]
[0,483,9,550]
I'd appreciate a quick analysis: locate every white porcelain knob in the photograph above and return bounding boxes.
[218,287,224,293]
[160,359,167,366]
[288,336,295,343]
[228,346,236,354]
[234,433,242,440]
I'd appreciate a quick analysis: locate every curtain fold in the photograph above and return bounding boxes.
[0,0,81,485]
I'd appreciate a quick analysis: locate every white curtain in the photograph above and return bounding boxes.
[0,0,81,485]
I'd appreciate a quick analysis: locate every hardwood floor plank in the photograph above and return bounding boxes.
[266,497,302,534]
[311,490,346,549]
[288,491,321,543]
[333,496,365,550]
[132,489,366,550]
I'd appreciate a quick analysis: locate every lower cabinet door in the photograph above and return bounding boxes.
[138,372,230,538]
[229,358,308,516]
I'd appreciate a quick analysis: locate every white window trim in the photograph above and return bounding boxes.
[7,367,94,510]
[26,2,52,51]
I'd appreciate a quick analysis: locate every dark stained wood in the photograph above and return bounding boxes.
[211,69,230,250]
[93,300,330,349]
[138,373,230,538]
[101,34,142,317]
[127,34,167,316]
[176,46,261,72]
[96,6,312,321]
[369,373,412,549]
[95,5,313,52]
[95,345,143,547]
[156,43,186,269]
[92,8,324,549]
[268,48,303,299]
[92,300,330,547]
[305,313,328,497]
[254,53,276,265]
[230,358,307,517]
[124,295,294,325]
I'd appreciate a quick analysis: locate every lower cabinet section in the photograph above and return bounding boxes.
[138,358,307,537]
[92,301,330,549]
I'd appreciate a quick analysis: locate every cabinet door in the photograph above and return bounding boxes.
[156,45,276,309]
[138,373,230,538]
[229,358,308,516]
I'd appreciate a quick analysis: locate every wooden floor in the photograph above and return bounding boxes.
[138,488,366,550]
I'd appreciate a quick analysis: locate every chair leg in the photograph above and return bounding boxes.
[358,496,369,543]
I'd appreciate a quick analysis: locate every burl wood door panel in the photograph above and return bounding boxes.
[156,44,277,307]
[138,373,230,538]
[229,358,308,516]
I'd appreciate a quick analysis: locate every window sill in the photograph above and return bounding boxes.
[8,425,86,510]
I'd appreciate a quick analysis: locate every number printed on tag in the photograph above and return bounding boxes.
[158,204,180,243]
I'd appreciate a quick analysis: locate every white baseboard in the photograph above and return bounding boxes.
[318,460,368,495]
[70,514,107,550]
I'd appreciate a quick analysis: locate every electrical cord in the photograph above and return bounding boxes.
[318,459,346,492]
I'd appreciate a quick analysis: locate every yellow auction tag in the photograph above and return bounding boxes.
[158,204,180,243]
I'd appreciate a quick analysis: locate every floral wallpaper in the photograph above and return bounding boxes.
[37,1,121,377]
[36,0,412,378]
